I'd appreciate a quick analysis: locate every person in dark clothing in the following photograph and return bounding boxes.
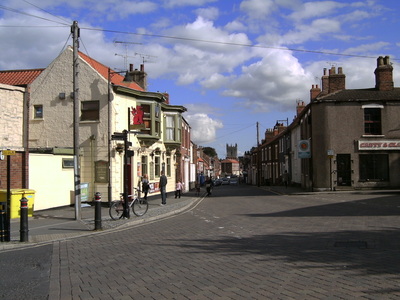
[159,171,167,205]
[141,174,150,200]
[205,176,213,196]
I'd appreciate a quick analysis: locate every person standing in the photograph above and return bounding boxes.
[283,170,289,188]
[195,181,200,196]
[175,180,183,198]
[159,170,167,205]
[205,176,213,196]
[141,174,150,200]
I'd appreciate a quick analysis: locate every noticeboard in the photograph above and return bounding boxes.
[95,160,109,183]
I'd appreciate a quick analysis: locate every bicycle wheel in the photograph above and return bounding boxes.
[132,198,148,216]
[109,201,124,220]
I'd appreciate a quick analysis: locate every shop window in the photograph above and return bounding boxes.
[81,100,99,121]
[141,156,148,177]
[155,155,161,177]
[359,154,389,181]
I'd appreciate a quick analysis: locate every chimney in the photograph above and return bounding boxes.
[296,100,306,116]
[321,68,329,95]
[310,84,321,101]
[264,129,274,143]
[123,63,148,90]
[375,56,393,91]
[328,66,345,93]
[162,92,170,104]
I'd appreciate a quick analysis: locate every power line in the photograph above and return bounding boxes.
[0,5,68,26]
[81,26,400,61]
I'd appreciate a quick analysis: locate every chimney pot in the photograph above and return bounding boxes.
[129,64,133,72]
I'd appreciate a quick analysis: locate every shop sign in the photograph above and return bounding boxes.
[358,140,400,150]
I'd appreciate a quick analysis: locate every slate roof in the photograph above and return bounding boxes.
[0,49,144,92]
[316,88,400,102]
[0,69,44,87]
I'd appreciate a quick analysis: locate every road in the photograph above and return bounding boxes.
[1,185,400,299]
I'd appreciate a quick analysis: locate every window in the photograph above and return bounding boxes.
[34,105,43,119]
[155,155,161,177]
[141,156,148,178]
[364,107,381,135]
[359,154,389,181]
[167,157,171,177]
[81,100,99,121]
[165,115,175,141]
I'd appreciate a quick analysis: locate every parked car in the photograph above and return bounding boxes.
[221,178,230,185]
[214,178,222,186]
[229,178,238,185]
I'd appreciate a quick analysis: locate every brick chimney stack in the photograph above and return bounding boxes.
[328,66,345,93]
[124,63,148,90]
[321,68,329,95]
[375,56,393,91]
[310,84,321,101]
[296,100,306,116]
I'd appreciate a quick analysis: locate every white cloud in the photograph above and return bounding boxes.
[185,113,223,144]
[240,0,276,19]
[164,0,217,8]
[194,7,219,20]
[288,1,346,22]
[222,50,313,112]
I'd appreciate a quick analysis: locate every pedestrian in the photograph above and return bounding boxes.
[141,174,150,200]
[159,170,167,205]
[195,181,200,196]
[283,170,289,188]
[175,180,183,198]
[205,176,213,196]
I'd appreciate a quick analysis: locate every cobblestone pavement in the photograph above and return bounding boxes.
[45,185,400,299]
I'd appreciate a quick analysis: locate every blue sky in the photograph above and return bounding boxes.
[1,0,399,157]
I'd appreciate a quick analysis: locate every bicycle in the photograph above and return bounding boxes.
[109,188,148,220]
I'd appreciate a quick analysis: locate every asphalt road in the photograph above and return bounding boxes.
[2,185,400,299]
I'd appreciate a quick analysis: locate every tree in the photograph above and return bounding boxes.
[203,147,217,158]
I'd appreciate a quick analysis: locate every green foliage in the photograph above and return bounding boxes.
[203,147,217,158]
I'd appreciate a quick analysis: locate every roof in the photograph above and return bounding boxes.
[78,51,144,91]
[0,49,144,92]
[0,69,44,86]
[221,159,239,164]
[316,88,400,102]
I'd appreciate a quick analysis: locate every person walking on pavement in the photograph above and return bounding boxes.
[142,174,150,200]
[283,170,289,188]
[175,180,183,198]
[205,176,213,196]
[159,170,167,205]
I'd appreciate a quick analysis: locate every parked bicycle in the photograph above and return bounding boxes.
[109,188,148,220]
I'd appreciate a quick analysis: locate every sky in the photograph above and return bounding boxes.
[1,0,399,158]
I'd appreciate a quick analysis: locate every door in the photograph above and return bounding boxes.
[336,154,351,186]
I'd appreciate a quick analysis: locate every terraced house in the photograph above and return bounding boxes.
[250,56,400,191]
[0,46,187,210]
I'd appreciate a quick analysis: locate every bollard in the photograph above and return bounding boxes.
[20,197,29,242]
[0,202,5,242]
[94,192,102,230]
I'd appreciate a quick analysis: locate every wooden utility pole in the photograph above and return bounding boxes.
[72,21,81,220]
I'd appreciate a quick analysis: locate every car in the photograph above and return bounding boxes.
[221,178,230,185]
[214,179,222,186]
[229,178,238,185]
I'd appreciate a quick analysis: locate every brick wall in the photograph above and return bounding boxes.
[0,152,28,189]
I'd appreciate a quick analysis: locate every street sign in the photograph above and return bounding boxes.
[2,150,16,156]
[111,132,125,140]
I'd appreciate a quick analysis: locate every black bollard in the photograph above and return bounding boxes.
[20,197,29,242]
[94,192,102,230]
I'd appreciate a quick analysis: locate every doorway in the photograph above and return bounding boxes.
[336,154,351,186]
